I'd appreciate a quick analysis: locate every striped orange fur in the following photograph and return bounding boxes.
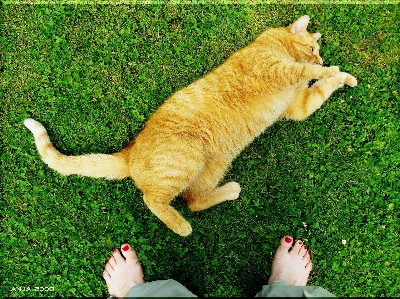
[24,16,357,236]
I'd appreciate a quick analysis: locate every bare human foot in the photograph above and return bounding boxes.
[268,236,312,286]
[103,244,145,298]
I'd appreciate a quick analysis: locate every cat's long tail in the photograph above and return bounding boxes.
[24,118,131,179]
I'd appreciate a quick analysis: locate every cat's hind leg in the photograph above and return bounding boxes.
[183,159,241,212]
[143,193,194,236]
[133,137,207,236]
[281,72,357,121]
[141,164,203,236]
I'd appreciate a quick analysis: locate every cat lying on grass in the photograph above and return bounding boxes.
[25,15,357,236]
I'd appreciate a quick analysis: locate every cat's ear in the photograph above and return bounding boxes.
[289,15,310,34]
[312,32,321,41]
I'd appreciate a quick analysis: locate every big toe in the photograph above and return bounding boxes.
[277,235,294,252]
[120,244,138,261]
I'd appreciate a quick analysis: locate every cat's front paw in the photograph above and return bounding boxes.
[344,73,357,87]
[334,72,358,88]
[327,66,340,77]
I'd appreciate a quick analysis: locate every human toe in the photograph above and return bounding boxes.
[278,235,294,251]
[111,248,125,264]
[273,236,294,258]
[282,235,294,245]
[103,269,111,281]
[303,250,311,263]
[105,261,114,273]
[299,244,308,257]
[120,244,139,261]
[292,240,304,253]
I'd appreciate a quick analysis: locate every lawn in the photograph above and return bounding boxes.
[1,4,399,297]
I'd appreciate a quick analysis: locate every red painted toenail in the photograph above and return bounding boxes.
[113,248,118,253]
[284,237,292,243]
[122,245,130,251]
[298,241,303,245]
[304,245,308,250]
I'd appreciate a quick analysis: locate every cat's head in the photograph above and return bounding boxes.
[284,15,323,65]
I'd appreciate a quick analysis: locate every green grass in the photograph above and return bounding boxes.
[1,4,399,297]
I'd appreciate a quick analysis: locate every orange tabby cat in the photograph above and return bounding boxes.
[24,16,357,236]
